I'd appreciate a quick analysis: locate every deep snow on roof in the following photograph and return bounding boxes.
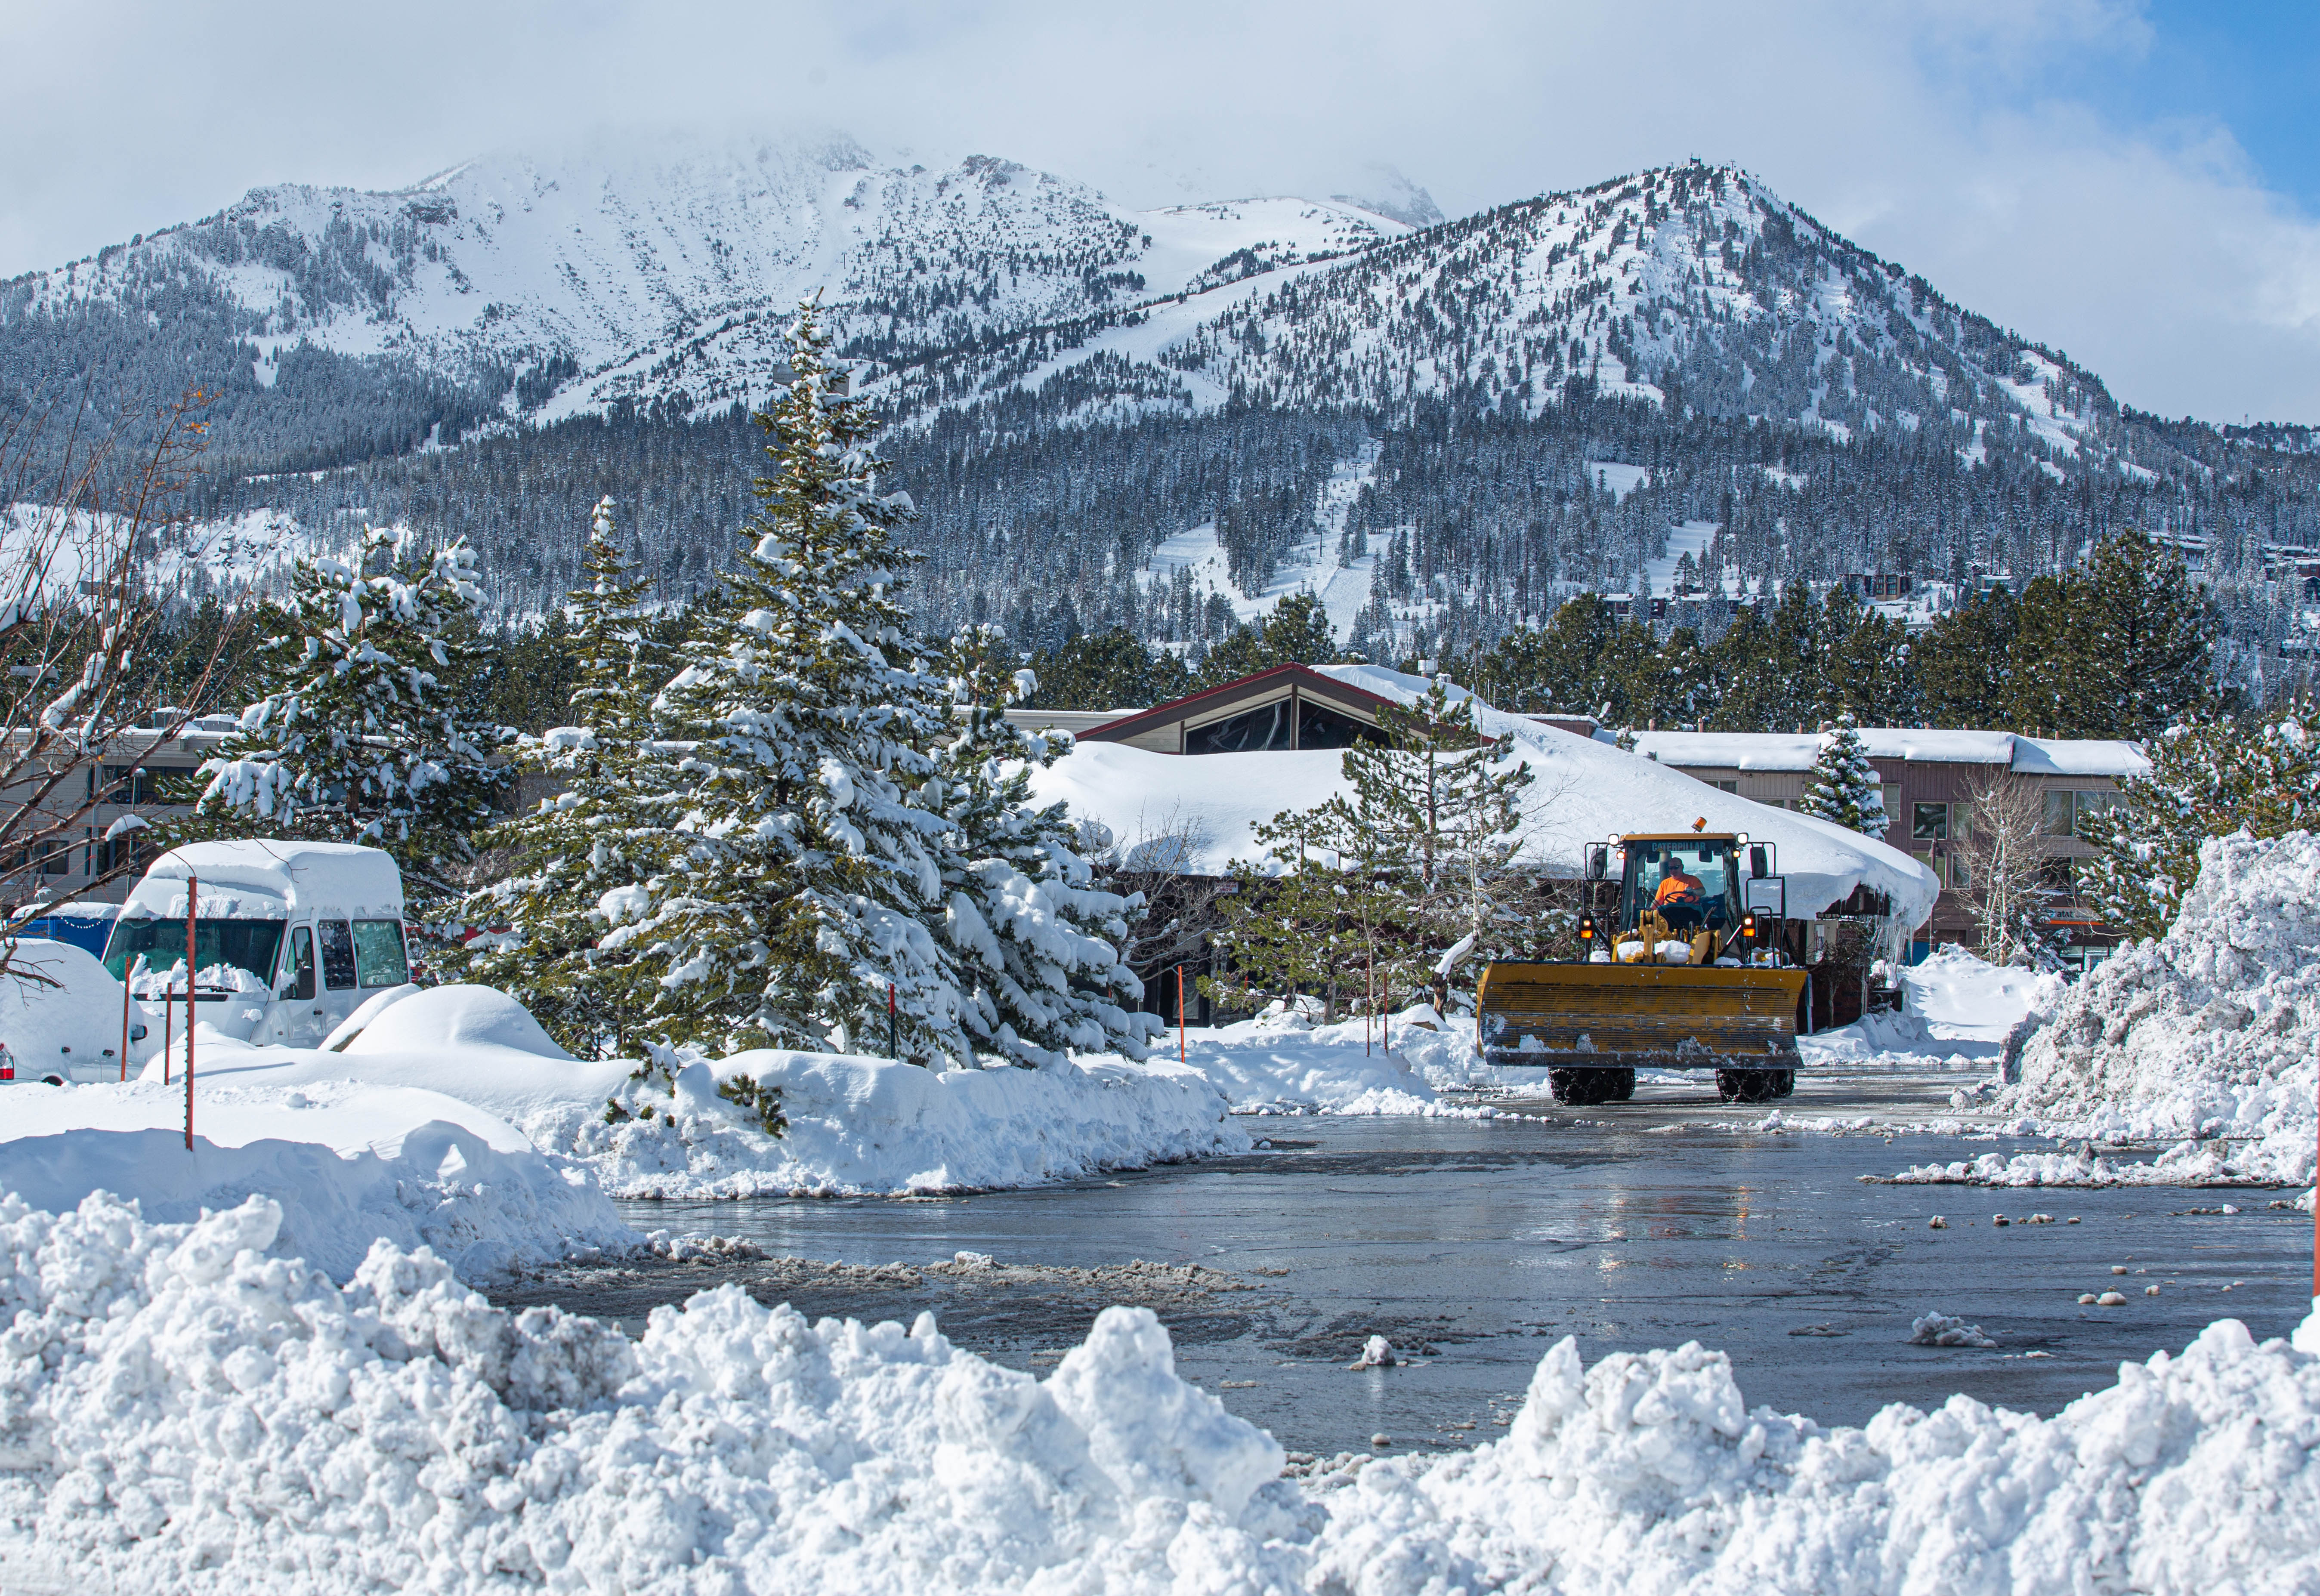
[1030,665,1939,926]
[123,842,405,920]
[1630,728,2150,777]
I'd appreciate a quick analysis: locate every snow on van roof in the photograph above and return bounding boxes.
[1030,665,1940,926]
[122,841,404,920]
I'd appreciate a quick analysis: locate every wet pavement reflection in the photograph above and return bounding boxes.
[507,1081,2310,1458]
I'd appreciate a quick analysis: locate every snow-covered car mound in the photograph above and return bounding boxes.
[0,937,132,1084]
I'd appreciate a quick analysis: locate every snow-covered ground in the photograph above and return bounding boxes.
[2,1188,2314,1594]
[24,985,1246,1213]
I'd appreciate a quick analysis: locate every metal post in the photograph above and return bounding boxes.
[888,982,898,1062]
[1365,950,1374,1056]
[185,875,197,1150]
[162,983,173,1086]
[1176,965,1186,1063]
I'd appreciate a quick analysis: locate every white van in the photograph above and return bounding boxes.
[103,841,412,1048]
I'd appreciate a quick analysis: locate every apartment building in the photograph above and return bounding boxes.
[1625,728,2149,962]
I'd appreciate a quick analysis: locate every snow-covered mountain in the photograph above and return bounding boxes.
[6,132,1405,423]
[7,141,2315,670]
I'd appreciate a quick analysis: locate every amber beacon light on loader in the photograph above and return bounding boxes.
[1475,824,1809,1106]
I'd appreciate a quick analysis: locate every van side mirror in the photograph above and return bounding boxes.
[130,1024,148,1042]
[1750,845,1771,879]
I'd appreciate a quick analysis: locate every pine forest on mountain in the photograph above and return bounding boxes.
[8,149,2320,725]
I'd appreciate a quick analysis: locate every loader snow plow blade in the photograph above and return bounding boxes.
[1476,961,1807,1072]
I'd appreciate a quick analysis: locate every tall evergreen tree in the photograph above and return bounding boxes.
[1202,806,1373,1021]
[2006,532,2222,738]
[462,499,675,1054]
[619,302,960,1057]
[188,528,510,902]
[1337,679,1535,987]
[1917,586,2017,728]
[1797,711,1888,836]
[1195,592,1340,685]
[920,625,1162,1064]
[2078,708,2318,940]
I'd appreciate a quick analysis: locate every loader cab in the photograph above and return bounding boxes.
[1616,835,1745,937]
[1580,830,1782,963]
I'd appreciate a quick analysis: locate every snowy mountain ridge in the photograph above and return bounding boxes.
[6,132,1408,424]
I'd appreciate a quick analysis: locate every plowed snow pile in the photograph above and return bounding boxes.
[152,986,1250,1200]
[3,1191,2317,1595]
[0,1079,639,1283]
[1899,831,2320,1191]
[1172,1001,1497,1115]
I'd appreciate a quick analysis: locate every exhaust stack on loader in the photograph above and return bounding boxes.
[1476,827,1807,1105]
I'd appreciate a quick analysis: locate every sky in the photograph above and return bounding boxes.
[2,0,2317,423]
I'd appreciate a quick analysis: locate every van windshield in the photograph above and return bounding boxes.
[103,917,286,988]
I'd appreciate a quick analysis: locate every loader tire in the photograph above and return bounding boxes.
[1608,1068,1635,1101]
[1770,1069,1795,1099]
[1715,1068,1782,1104]
[1548,1067,1626,1105]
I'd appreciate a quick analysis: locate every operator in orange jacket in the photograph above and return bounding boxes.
[1651,857,1707,931]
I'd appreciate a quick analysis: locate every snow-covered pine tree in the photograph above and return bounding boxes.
[188,528,510,902]
[463,499,675,1054]
[2079,709,2318,940]
[920,624,1162,1065]
[1797,711,1887,836]
[617,301,960,1058]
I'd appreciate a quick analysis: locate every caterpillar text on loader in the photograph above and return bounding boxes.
[1476,824,1809,1106]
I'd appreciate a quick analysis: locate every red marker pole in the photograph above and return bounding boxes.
[887,982,898,1062]
[118,956,134,1082]
[162,984,172,1086]
[1176,965,1186,1063]
[184,875,197,1150]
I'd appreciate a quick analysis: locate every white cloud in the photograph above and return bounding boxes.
[1,0,2315,420]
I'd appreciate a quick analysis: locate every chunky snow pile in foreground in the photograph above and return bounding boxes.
[1911,832,2320,1192]
[0,1077,639,1282]
[6,1192,2318,1595]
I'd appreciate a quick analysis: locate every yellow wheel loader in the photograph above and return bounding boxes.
[1476,829,1808,1106]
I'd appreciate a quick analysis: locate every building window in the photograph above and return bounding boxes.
[1880,785,1902,827]
[2043,788,2119,838]
[102,765,165,806]
[1711,779,1737,793]
[1912,802,1949,841]
[1294,699,1384,750]
[1186,701,1293,754]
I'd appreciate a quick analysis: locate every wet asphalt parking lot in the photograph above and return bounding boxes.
[496,1065,2311,1458]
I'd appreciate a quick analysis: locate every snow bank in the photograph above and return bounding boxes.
[1166,1001,1491,1114]
[183,984,1246,1198]
[1903,942,2064,1043]
[4,1191,2317,1594]
[0,1081,636,1282]
[1977,831,2320,1189]
[531,1048,1246,1198]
